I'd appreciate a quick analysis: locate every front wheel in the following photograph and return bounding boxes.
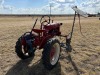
[42,38,61,70]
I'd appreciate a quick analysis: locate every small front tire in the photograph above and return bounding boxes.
[15,37,35,60]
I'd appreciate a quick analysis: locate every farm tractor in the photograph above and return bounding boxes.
[15,6,88,70]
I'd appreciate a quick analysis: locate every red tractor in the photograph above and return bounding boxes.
[15,15,64,70]
[15,6,88,70]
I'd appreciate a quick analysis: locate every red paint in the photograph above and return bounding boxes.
[21,22,62,50]
[50,47,55,60]
[21,38,26,46]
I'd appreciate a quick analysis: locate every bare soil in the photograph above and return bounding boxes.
[0,16,100,75]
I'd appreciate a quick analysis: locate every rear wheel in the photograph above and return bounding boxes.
[42,38,61,70]
[15,37,35,60]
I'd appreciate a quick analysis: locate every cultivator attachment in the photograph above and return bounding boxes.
[61,6,88,52]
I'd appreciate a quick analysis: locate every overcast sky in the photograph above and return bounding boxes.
[0,0,100,14]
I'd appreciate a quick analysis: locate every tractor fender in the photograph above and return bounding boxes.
[39,35,53,49]
[21,32,32,45]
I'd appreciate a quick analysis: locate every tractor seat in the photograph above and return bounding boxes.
[32,29,45,36]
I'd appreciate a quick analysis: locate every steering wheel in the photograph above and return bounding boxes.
[40,15,51,29]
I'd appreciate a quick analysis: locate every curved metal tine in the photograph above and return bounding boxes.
[72,6,88,18]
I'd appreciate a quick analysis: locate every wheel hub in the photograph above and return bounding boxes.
[50,43,60,65]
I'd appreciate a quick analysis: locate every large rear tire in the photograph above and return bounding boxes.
[42,38,61,70]
[15,37,35,60]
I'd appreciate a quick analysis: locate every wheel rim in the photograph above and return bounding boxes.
[22,45,29,56]
[50,43,60,65]
[21,38,29,56]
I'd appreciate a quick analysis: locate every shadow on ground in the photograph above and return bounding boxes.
[60,48,81,75]
[67,54,80,75]
[6,57,61,75]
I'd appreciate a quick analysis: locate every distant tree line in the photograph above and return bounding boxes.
[98,13,100,15]
[0,13,100,17]
[88,12,100,17]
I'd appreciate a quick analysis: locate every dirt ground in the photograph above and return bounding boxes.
[0,16,100,75]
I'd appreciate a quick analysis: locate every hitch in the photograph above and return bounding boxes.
[60,34,72,52]
[66,33,72,52]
